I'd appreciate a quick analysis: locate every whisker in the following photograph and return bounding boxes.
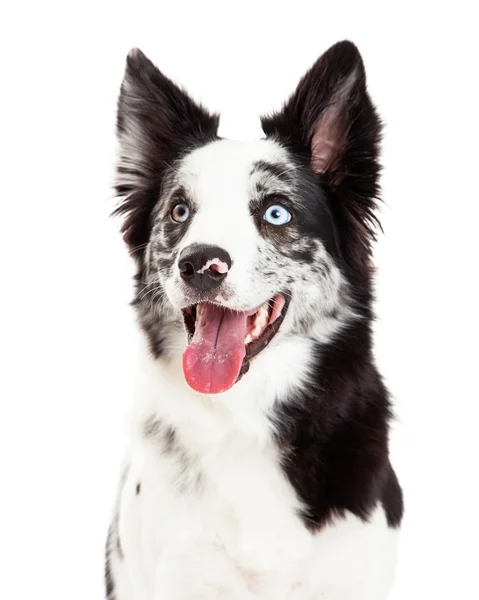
[138,286,162,301]
[128,242,149,253]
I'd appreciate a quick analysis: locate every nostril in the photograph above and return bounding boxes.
[208,263,227,277]
[207,264,226,280]
[179,260,195,279]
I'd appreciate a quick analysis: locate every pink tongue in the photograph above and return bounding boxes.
[182,303,248,394]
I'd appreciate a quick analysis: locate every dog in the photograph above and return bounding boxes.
[105,40,403,600]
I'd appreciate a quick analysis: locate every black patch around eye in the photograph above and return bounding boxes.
[280,162,343,263]
[249,165,343,266]
[293,177,342,262]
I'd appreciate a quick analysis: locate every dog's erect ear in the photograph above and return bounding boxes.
[114,49,219,257]
[261,41,382,270]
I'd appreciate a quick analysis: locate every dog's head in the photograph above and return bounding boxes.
[114,42,381,394]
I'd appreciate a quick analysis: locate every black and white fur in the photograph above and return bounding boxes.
[106,41,403,600]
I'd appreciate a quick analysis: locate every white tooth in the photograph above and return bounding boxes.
[249,305,270,339]
[196,304,201,319]
[244,334,252,345]
[252,325,262,338]
[254,313,266,329]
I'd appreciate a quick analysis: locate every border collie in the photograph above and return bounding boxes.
[106,41,403,600]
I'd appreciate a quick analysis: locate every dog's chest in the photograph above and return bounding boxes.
[119,425,309,585]
[116,423,397,600]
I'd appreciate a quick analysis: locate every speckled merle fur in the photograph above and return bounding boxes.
[108,43,403,592]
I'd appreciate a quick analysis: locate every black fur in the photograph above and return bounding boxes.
[105,528,116,600]
[273,320,403,530]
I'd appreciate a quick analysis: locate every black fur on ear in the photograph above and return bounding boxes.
[114,49,219,261]
[261,41,382,275]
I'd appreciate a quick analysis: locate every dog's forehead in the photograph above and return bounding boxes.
[177,138,292,197]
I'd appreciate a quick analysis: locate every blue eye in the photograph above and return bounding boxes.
[263,204,292,226]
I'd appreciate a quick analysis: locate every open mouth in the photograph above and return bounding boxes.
[181,293,290,394]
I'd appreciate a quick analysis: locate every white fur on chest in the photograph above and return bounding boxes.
[110,338,398,599]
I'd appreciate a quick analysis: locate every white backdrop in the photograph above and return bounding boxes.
[1,1,478,599]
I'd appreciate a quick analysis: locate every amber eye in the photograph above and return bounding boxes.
[170,203,190,223]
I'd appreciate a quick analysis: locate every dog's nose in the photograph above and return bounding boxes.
[178,244,231,291]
